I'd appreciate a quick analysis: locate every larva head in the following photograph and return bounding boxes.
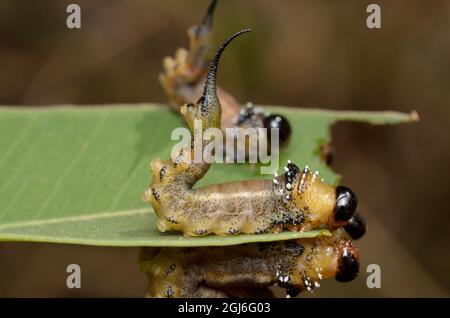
[263,114,292,147]
[282,235,359,295]
[335,240,360,282]
[344,212,366,240]
[283,162,357,229]
[183,29,251,132]
[310,235,360,283]
[334,186,358,224]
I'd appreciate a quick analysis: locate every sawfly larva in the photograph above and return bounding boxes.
[139,231,360,298]
[159,0,292,159]
[145,29,359,237]
[146,159,358,236]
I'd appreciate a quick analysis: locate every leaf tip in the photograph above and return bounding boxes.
[410,110,420,122]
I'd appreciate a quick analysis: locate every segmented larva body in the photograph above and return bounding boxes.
[145,159,357,236]
[139,232,360,298]
[159,0,292,151]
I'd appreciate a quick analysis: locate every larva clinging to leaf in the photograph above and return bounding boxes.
[159,0,292,157]
[139,231,361,298]
[144,29,359,237]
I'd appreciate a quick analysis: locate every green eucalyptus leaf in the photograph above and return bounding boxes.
[0,105,416,246]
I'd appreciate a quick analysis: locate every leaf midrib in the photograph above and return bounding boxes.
[0,208,151,230]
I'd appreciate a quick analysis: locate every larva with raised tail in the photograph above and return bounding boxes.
[145,29,359,237]
[159,0,292,154]
[139,231,361,298]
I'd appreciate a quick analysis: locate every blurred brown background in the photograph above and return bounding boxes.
[0,0,449,297]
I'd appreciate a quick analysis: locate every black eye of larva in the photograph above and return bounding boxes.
[335,250,360,282]
[334,186,358,223]
[344,212,366,240]
[264,114,292,145]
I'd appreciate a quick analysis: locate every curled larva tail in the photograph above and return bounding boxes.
[139,232,360,298]
[159,1,292,160]
[186,0,219,70]
[182,28,251,133]
[159,0,222,108]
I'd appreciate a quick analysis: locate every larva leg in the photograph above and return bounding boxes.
[139,233,360,298]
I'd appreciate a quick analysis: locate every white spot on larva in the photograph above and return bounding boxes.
[273,179,279,185]
[286,183,292,190]
[298,173,307,193]
[287,159,292,164]
[279,275,289,283]
[343,249,350,258]
[314,281,321,288]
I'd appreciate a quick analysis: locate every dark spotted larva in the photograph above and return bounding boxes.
[139,231,360,298]
[145,29,359,237]
[159,0,292,155]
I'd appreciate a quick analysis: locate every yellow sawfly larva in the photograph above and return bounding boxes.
[145,29,359,237]
[146,159,359,236]
[139,231,361,298]
[159,0,292,155]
